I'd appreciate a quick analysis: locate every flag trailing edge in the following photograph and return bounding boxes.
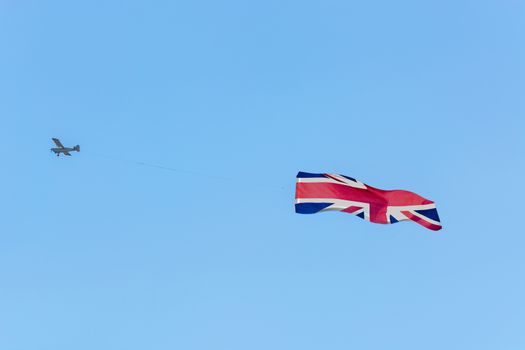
[295,172,442,231]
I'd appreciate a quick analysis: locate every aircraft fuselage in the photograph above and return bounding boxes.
[51,147,73,152]
[51,147,79,156]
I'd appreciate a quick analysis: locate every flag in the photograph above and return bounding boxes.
[295,172,442,231]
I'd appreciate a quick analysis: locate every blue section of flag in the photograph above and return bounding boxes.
[296,172,326,178]
[390,215,398,223]
[356,212,365,219]
[415,208,440,222]
[295,202,332,214]
[342,175,357,182]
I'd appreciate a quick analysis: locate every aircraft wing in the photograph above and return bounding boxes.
[52,138,64,148]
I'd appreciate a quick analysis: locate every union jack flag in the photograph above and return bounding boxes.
[295,172,442,231]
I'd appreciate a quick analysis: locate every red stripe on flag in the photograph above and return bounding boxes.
[401,211,442,231]
[342,206,363,214]
[296,182,388,223]
[296,182,385,203]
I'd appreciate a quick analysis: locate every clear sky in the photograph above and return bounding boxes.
[1,0,524,349]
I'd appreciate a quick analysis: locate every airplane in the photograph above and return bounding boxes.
[51,138,80,157]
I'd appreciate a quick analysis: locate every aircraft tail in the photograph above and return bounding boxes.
[74,145,80,152]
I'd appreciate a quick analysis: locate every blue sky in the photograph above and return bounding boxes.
[1,0,524,349]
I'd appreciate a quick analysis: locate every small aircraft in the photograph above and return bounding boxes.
[51,138,80,157]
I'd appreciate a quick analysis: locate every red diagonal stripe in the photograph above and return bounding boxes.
[342,205,363,214]
[401,211,442,231]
